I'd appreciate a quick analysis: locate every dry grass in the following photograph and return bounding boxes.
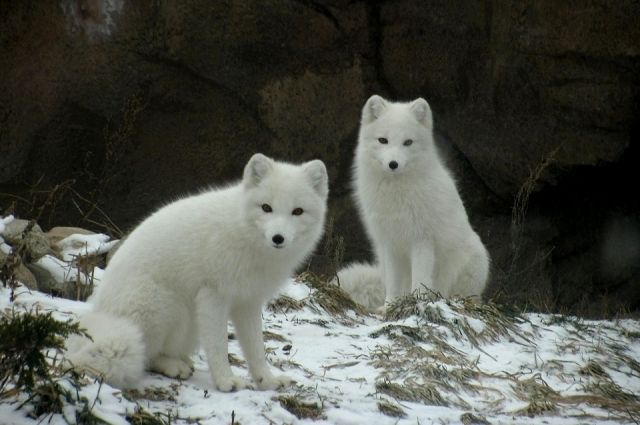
[122,386,178,403]
[460,412,491,425]
[377,399,406,418]
[227,353,245,367]
[375,380,447,406]
[384,289,531,348]
[579,360,610,379]
[276,395,325,420]
[266,295,305,314]
[370,290,640,421]
[263,330,288,342]
[296,271,367,317]
[125,405,173,425]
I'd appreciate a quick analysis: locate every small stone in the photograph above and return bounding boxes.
[2,219,33,245]
[3,219,51,261]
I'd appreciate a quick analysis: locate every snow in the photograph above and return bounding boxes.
[31,232,112,288]
[0,215,15,233]
[0,215,15,254]
[57,233,118,263]
[1,280,639,425]
[1,228,639,424]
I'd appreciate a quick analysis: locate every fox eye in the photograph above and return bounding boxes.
[261,204,273,213]
[292,207,304,216]
[378,137,388,144]
[403,139,413,146]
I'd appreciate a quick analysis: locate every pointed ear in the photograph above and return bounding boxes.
[303,159,329,198]
[409,98,433,128]
[361,95,387,124]
[243,153,273,188]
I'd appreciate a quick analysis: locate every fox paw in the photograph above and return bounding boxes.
[255,373,295,391]
[151,357,193,380]
[215,376,249,392]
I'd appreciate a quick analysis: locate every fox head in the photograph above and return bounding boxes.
[357,95,435,175]
[242,153,328,252]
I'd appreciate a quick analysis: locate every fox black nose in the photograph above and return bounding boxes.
[272,234,285,245]
[389,161,398,170]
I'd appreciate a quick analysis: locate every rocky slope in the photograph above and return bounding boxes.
[1,1,639,314]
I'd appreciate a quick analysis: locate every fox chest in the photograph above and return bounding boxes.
[357,182,434,241]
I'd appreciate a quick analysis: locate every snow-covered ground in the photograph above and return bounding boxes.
[1,233,640,425]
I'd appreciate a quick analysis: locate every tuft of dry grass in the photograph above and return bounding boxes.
[122,386,178,403]
[377,399,406,418]
[384,290,530,348]
[375,380,447,406]
[263,330,288,342]
[511,374,559,415]
[579,360,610,379]
[514,399,557,417]
[276,395,325,420]
[227,353,245,367]
[266,295,305,313]
[125,405,172,425]
[460,412,491,424]
[297,271,367,317]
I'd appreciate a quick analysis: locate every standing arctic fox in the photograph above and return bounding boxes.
[338,95,489,310]
[66,154,328,391]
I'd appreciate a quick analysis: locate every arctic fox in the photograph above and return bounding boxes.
[337,95,489,310]
[66,154,328,391]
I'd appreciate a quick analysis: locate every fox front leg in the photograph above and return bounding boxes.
[231,302,293,390]
[196,287,248,392]
[411,241,435,294]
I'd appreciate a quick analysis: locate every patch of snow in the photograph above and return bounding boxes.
[279,279,311,301]
[0,215,15,234]
[57,233,118,262]
[1,279,639,425]
[34,255,85,284]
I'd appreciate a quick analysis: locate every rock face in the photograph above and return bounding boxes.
[1,1,638,315]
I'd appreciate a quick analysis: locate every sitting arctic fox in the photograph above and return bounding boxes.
[66,154,329,391]
[338,95,489,310]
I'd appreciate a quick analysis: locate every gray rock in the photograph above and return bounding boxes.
[14,263,38,290]
[25,262,60,295]
[3,219,51,262]
[26,260,94,301]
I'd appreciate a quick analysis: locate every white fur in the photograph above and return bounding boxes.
[335,262,385,310]
[338,95,489,310]
[66,154,328,391]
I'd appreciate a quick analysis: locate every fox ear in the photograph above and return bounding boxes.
[244,153,273,188]
[303,159,329,198]
[362,95,387,124]
[409,98,433,128]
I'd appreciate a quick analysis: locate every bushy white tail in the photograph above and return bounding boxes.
[335,262,384,310]
[337,258,489,310]
[65,311,146,388]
